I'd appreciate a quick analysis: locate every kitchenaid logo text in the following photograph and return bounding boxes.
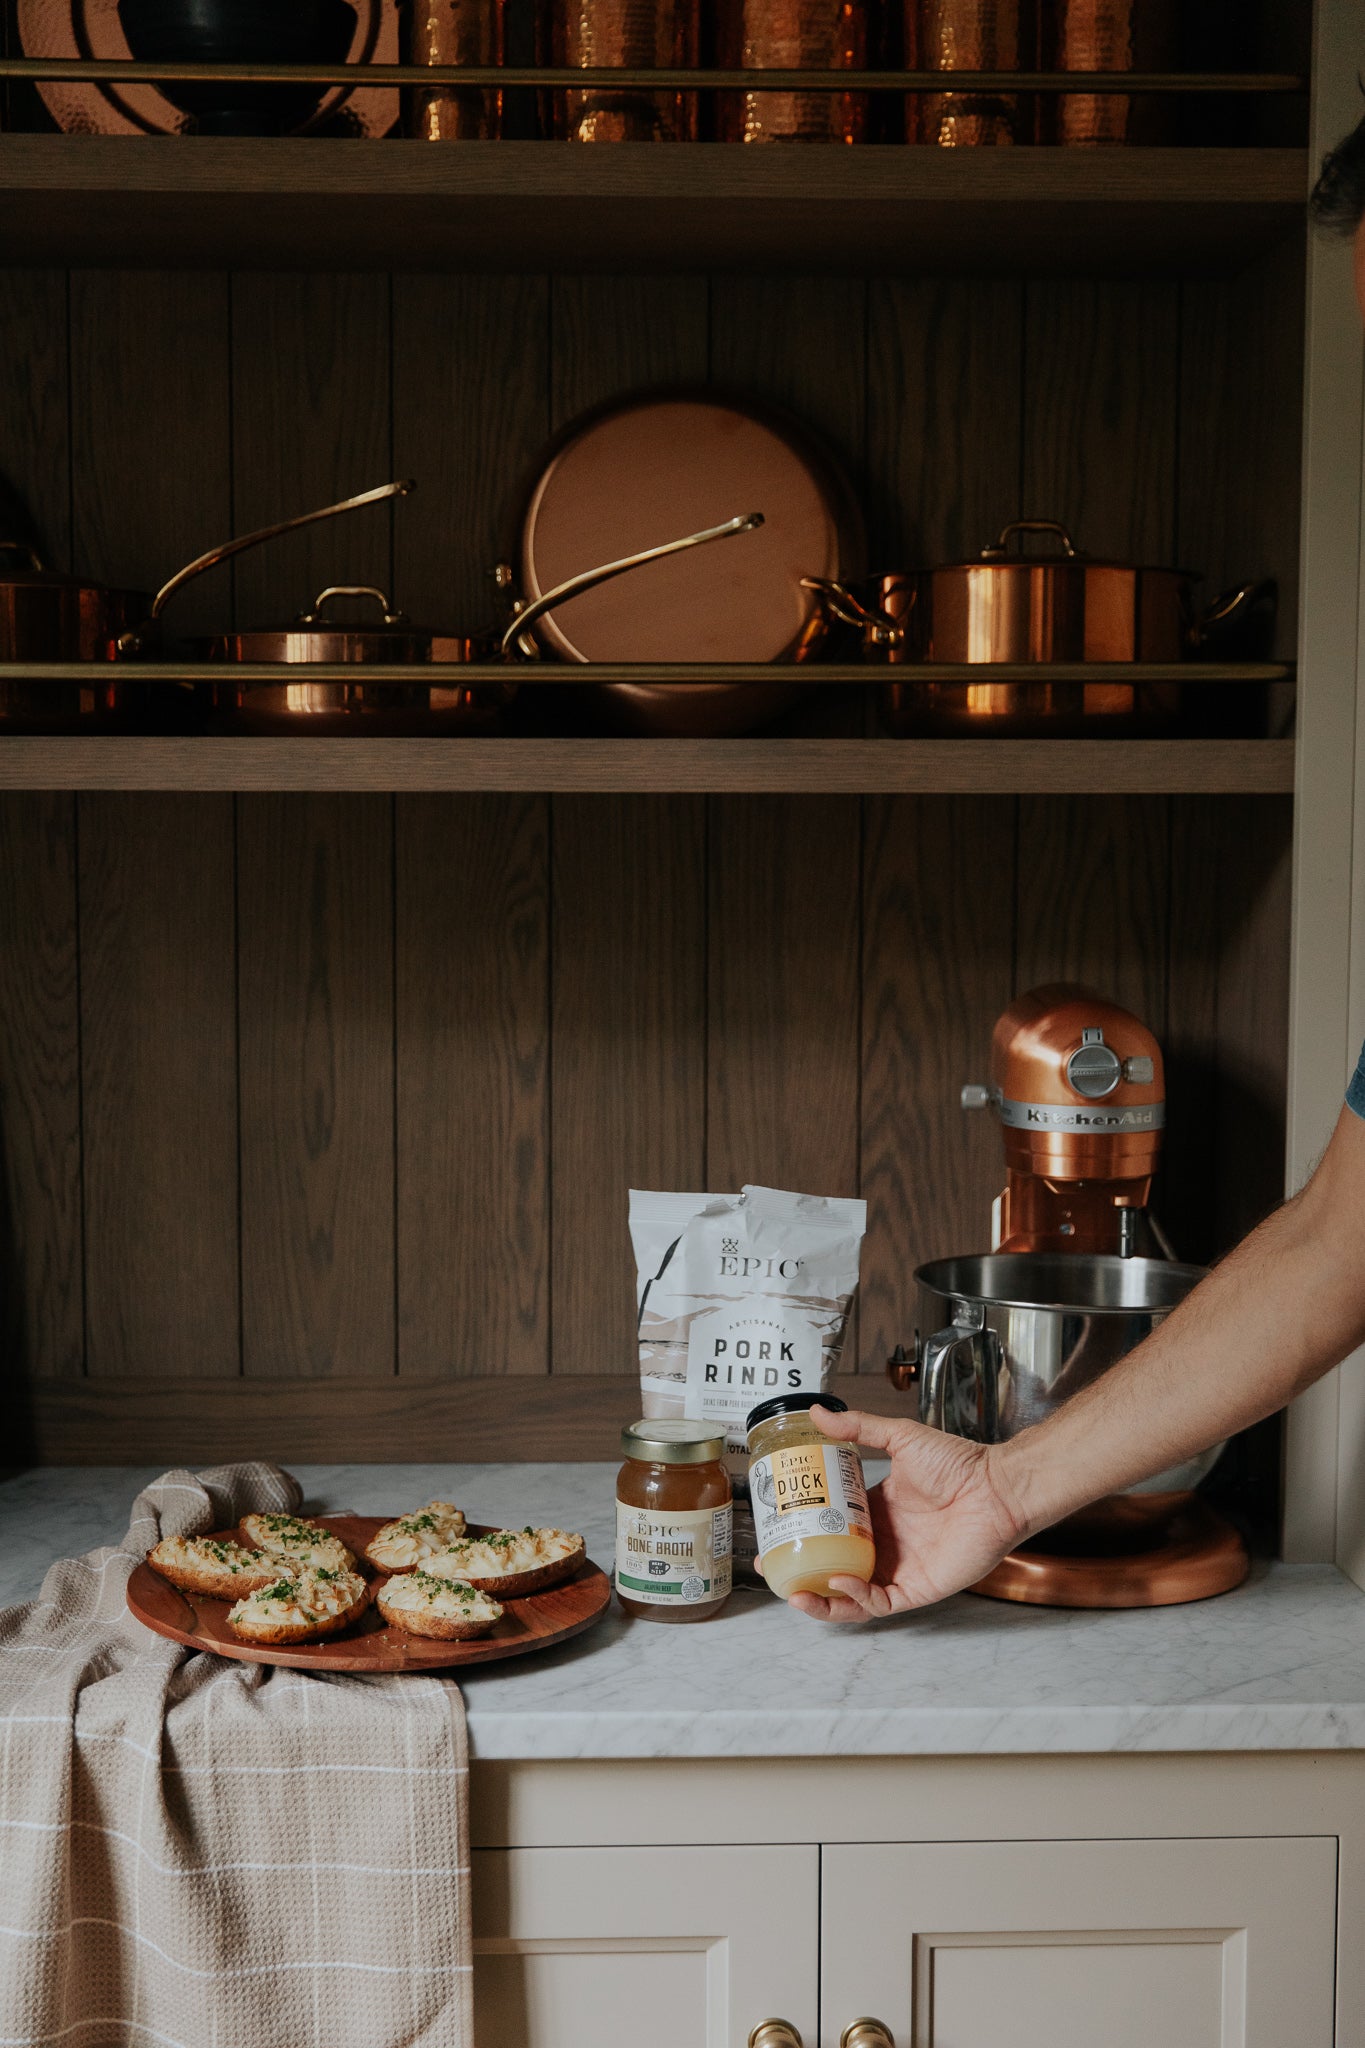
[999,1097,1166,1133]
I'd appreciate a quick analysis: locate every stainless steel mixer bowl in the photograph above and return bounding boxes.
[912,1252,1222,1498]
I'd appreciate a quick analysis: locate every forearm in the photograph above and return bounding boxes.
[994,1110,1365,1538]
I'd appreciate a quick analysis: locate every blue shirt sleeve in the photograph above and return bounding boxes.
[1348,1039,1365,1120]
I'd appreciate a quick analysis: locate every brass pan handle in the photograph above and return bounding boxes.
[299,585,409,626]
[0,541,44,571]
[801,575,906,648]
[141,478,416,628]
[749,2022,804,2048]
[500,511,764,660]
[841,2022,896,2048]
[981,518,1078,561]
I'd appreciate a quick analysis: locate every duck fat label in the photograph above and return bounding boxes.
[750,1443,872,1557]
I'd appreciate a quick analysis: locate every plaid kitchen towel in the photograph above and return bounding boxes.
[0,1462,472,2048]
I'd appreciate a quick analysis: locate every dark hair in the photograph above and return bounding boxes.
[1310,109,1365,237]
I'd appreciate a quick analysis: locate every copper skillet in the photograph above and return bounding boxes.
[134,480,765,734]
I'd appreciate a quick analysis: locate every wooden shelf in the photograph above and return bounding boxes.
[0,137,1307,274]
[0,735,1294,793]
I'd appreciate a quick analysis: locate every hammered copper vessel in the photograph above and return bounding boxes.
[1040,0,1176,145]
[905,0,1035,145]
[403,0,501,140]
[715,0,868,145]
[550,0,699,141]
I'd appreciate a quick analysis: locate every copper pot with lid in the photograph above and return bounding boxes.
[818,519,1273,736]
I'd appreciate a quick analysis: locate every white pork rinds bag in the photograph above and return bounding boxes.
[630,1185,867,1566]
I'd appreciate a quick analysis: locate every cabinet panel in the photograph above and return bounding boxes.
[821,1837,1336,2048]
[473,1844,818,2048]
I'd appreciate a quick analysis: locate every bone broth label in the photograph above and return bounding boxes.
[630,1186,867,1460]
[750,1443,872,1557]
[615,1504,733,1605]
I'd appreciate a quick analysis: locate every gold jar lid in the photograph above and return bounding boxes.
[621,1419,726,1465]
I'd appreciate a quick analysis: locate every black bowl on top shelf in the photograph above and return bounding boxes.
[115,0,359,136]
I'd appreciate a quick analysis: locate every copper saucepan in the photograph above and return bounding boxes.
[813,520,1273,737]
[0,542,190,732]
[141,479,764,733]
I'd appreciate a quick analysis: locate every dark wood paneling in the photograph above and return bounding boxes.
[0,795,83,1384]
[1014,796,1171,1030]
[396,793,549,1377]
[230,273,392,625]
[1162,795,1222,1265]
[78,793,239,1377]
[711,274,869,735]
[550,796,706,1376]
[68,271,231,632]
[1022,278,1179,559]
[391,274,550,628]
[706,796,861,1197]
[0,271,70,566]
[549,275,708,422]
[25,1368,913,1465]
[859,795,1016,1373]
[865,278,1023,566]
[237,793,395,1378]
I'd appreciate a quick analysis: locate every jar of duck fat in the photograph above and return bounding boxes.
[616,1420,732,1622]
[746,1393,875,1600]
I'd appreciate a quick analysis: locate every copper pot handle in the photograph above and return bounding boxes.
[299,585,409,626]
[1190,576,1275,647]
[981,518,1079,561]
[802,575,906,648]
[499,511,764,660]
[137,478,416,632]
[0,541,44,571]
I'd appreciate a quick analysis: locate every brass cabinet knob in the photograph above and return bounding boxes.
[749,2023,804,2048]
[840,2022,896,2048]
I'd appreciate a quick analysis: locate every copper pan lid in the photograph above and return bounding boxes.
[518,391,861,665]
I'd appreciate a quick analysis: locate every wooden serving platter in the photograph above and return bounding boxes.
[126,1514,611,1673]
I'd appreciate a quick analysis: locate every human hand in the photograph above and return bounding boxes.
[773,1404,1029,1623]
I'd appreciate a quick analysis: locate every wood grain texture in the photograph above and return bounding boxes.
[706,796,860,1197]
[1162,794,1222,1265]
[0,794,83,1384]
[237,793,395,1378]
[549,274,708,423]
[1213,794,1293,1248]
[27,1368,912,1464]
[1014,796,1171,1030]
[68,271,231,632]
[859,796,1016,1373]
[396,794,549,1377]
[392,274,550,628]
[0,138,1306,276]
[230,272,392,626]
[1022,278,1179,560]
[710,273,870,737]
[78,793,238,1377]
[550,796,705,1376]
[0,271,70,567]
[865,277,1023,566]
[0,737,1298,795]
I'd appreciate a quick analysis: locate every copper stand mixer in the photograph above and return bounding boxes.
[890,983,1248,1609]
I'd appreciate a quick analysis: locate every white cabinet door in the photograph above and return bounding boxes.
[821,1837,1336,2048]
[474,1844,818,2048]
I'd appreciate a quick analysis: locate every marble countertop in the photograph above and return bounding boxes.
[7,1461,1365,1759]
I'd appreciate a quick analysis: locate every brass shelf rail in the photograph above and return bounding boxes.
[0,661,1294,686]
[0,59,1309,94]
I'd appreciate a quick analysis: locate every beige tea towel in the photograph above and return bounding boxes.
[0,1462,472,2048]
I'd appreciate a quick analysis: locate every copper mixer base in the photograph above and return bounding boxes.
[969,1495,1249,1609]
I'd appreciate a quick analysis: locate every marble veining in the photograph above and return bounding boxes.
[6,1462,1365,1759]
